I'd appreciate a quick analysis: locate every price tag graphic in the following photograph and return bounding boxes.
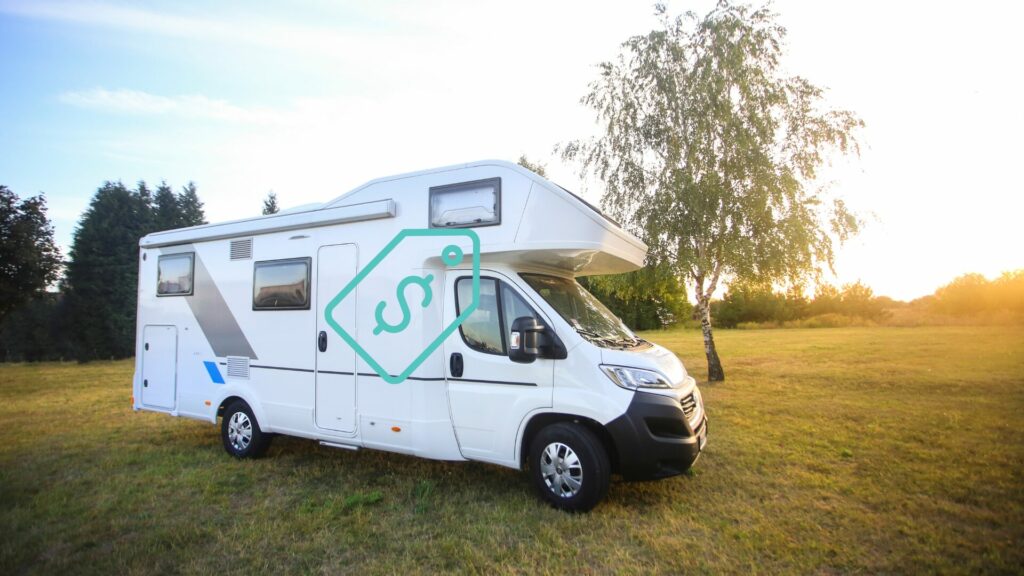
[323,229,480,384]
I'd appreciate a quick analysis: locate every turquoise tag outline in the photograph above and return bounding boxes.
[323,228,480,384]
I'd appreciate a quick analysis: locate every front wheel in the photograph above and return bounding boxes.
[221,400,272,458]
[528,422,610,512]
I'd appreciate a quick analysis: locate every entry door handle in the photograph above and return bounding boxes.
[450,353,464,378]
[318,331,328,352]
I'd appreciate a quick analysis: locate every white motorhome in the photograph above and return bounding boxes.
[133,160,706,511]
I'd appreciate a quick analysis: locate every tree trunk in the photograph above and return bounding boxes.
[697,295,725,382]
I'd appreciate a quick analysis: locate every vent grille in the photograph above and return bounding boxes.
[230,238,253,260]
[226,356,250,379]
[680,393,698,421]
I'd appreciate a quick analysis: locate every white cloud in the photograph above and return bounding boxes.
[59,88,287,125]
[0,0,435,74]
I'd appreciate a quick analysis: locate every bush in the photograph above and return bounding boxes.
[712,284,807,328]
[713,281,887,328]
[782,314,877,329]
[932,271,1024,317]
[0,293,73,362]
[732,314,877,330]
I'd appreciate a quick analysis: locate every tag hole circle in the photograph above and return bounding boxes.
[441,244,464,266]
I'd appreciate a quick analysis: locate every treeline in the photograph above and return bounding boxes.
[712,272,1024,329]
[2,175,1020,361]
[0,181,206,362]
[926,271,1024,316]
[711,282,889,328]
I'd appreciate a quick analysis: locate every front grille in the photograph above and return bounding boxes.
[680,393,698,420]
[680,390,704,430]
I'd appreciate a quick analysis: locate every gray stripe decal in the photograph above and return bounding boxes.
[161,246,258,359]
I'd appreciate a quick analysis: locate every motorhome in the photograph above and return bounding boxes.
[133,160,707,511]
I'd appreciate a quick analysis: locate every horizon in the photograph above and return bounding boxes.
[2,0,1021,301]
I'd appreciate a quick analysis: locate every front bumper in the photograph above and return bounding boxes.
[605,390,708,481]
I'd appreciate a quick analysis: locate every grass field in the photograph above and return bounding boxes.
[1,326,1022,574]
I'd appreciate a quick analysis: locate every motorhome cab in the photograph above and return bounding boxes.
[133,160,707,511]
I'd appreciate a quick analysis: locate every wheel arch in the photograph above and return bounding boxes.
[518,412,619,474]
[216,395,246,418]
[213,389,271,432]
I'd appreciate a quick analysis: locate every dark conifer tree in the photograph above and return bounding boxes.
[135,180,155,231]
[262,191,279,215]
[63,182,154,360]
[178,181,206,226]
[153,181,181,231]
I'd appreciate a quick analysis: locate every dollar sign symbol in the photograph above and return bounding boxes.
[373,274,435,335]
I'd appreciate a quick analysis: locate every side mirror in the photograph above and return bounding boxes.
[509,316,544,364]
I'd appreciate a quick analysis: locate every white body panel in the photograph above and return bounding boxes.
[133,160,694,471]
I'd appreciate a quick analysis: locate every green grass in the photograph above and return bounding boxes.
[2,326,1022,574]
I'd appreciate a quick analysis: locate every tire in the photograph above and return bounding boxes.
[528,422,610,512]
[221,400,272,458]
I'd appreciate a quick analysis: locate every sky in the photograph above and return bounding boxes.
[1,0,1021,301]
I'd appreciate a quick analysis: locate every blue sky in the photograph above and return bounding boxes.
[2,0,1022,300]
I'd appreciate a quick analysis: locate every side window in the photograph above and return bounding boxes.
[456,277,541,356]
[157,253,194,296]
[456,278,504,354]
[253,257,311,310]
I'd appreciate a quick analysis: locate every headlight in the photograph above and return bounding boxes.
[601,365,673,390]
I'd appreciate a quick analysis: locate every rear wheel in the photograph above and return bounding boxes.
[221,400,272,458]
[528,422,610,512]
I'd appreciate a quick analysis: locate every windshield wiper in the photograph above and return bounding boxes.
[574,327,617,342]
[573,326,602,338]
[574,327,638,348]
[606,337,641,349]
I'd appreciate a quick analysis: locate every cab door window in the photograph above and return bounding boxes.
[501,283,539,326]
[456,278,504,354]
[455,277,540,356]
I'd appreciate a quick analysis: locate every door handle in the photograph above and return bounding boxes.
[318,331,328,352]
[450,352,463,378]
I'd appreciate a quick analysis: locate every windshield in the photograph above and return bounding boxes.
[520,274,639,348]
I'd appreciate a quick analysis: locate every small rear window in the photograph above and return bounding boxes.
[157,253,194,296]
[429,178,500,228]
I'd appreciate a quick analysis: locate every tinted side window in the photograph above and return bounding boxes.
[253,258,311,310]
[456,278,542,356]
[456,278,504,354]
[501,283,539,326]
[157,253,194,296]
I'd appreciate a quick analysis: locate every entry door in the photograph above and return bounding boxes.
[141,325,177,409]
[443,271,554,464]
[315,244,358,433]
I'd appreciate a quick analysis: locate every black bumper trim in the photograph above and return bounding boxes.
[605,391,707,481]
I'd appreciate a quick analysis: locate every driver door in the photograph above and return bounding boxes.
[443,271,554,465]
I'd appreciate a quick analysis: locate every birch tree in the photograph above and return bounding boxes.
[563,2,862,381]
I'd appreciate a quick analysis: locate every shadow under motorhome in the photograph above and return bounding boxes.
[133,159,707,511]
